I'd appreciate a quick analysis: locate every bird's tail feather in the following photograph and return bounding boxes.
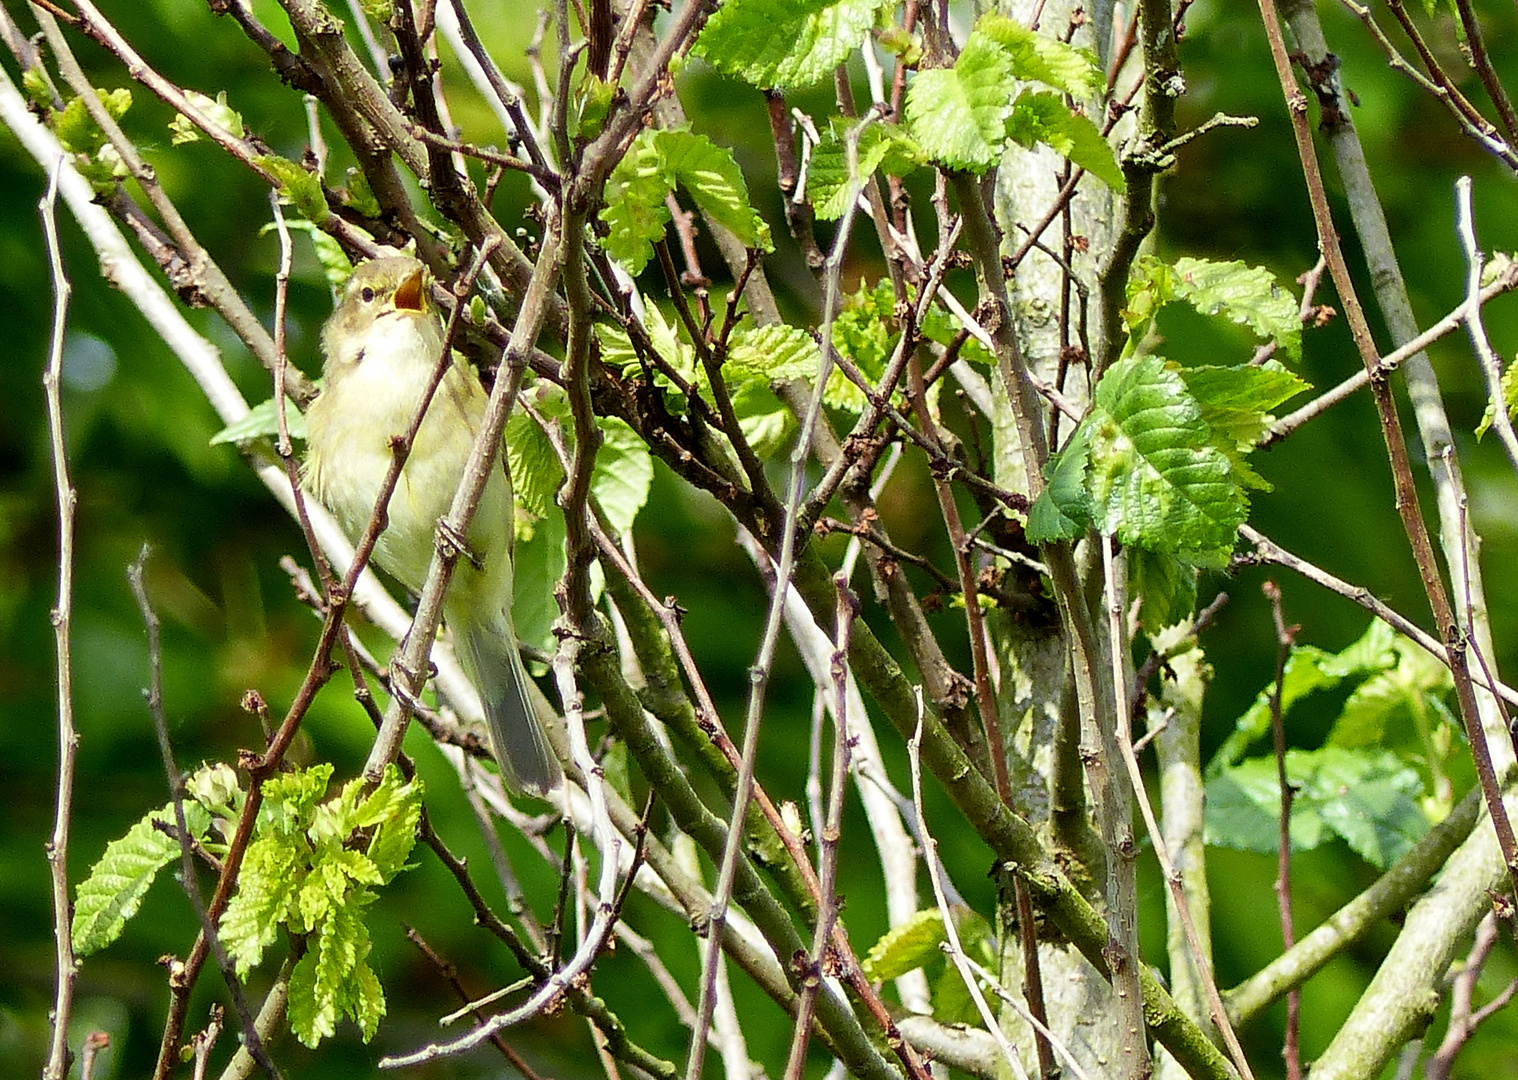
[454,618,563,795]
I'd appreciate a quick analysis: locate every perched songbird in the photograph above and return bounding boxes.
[303,255,562,794]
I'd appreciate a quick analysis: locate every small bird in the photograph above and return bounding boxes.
[303,255,562,794]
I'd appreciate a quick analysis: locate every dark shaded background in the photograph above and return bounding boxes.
[3,1,1518,1076]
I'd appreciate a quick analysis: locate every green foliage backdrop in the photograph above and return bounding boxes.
[4,0,1518,1078]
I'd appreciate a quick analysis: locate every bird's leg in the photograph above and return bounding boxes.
[435,517,485,571]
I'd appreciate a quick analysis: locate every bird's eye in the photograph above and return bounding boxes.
[360,286,376,303]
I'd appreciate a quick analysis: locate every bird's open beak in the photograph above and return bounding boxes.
[393,267,426,312]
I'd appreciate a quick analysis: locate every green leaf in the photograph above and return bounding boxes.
[807,120,924,221]
[1026,422,1093,543]
[22,67,53,111]
[694,0,881,90]
[1082,354,1247,565]
[1205,747,1429,870]
[1305,746,1430,868]
[210,394,309,445]
[727,323,819,384]
[1476,355,1518,438]
[1128,548,1198,633]
[600,129,770,274]
[168,89,245,145]
[905,36,1017,172]
[1127,256,1301,361]
[575,73,614,141]
[221,833,305,975]
[659,131,772,251]
[72,803,211,956]
[505,410,564,519]
[1328,635,1453,749]
[1006,91,1124,191]
[860,909,947,980]
[341,167,382,219]
[1209,620,1398,772]
[258,154,330,225]
[262,763,335,830]
[971,14,1103,98]
[1178,362,1308,451]
[593,417,654,536]
[513,506,568,657]
[52,87,132,157]
[1204,755,1329,854]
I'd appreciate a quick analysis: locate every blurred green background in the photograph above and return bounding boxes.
[3,0,1518,1077]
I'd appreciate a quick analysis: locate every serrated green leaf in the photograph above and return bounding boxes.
[1328,635,1452,749]
[1026,422,1093,543]
[972,14,1103,98]
[258,154,330,225]
[366,789,422,883]
[1204,755,1329,854]
[1305,747,1429,868]
[1128,547,1198,633]
[659,130,772,251]
[1082,354,1246,564]
[1178,362,1308,451]
[210,394,308,445]
[860,909,947,980]
[905,36,1017,171]
[727,323,819,382]
[1476,355,1518,439]
[351,961,386,1041]
[1006,91,1124,191]
[505,411,563,519]
[261,763,334,831]
[1206,747,1429,869]
[593,417,654,536]
[808,120,924,221]
[599,139,671,274]
[600,129,770,274]
[695,0,880,90]
[1209,620,1399,773]
[72,803,211,956]
[1127,256,1301,361]
[221,833,305,975]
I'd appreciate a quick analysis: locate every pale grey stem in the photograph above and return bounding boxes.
[40,154,79,1080]
[1453,176,1518,475]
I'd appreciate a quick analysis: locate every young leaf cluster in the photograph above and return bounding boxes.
[902,15,1122,187]
[217,764,423,1047]
[600,127,772,275]
[46,85,133,189]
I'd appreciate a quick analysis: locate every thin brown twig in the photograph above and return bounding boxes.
[1262,581,1302,1080]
